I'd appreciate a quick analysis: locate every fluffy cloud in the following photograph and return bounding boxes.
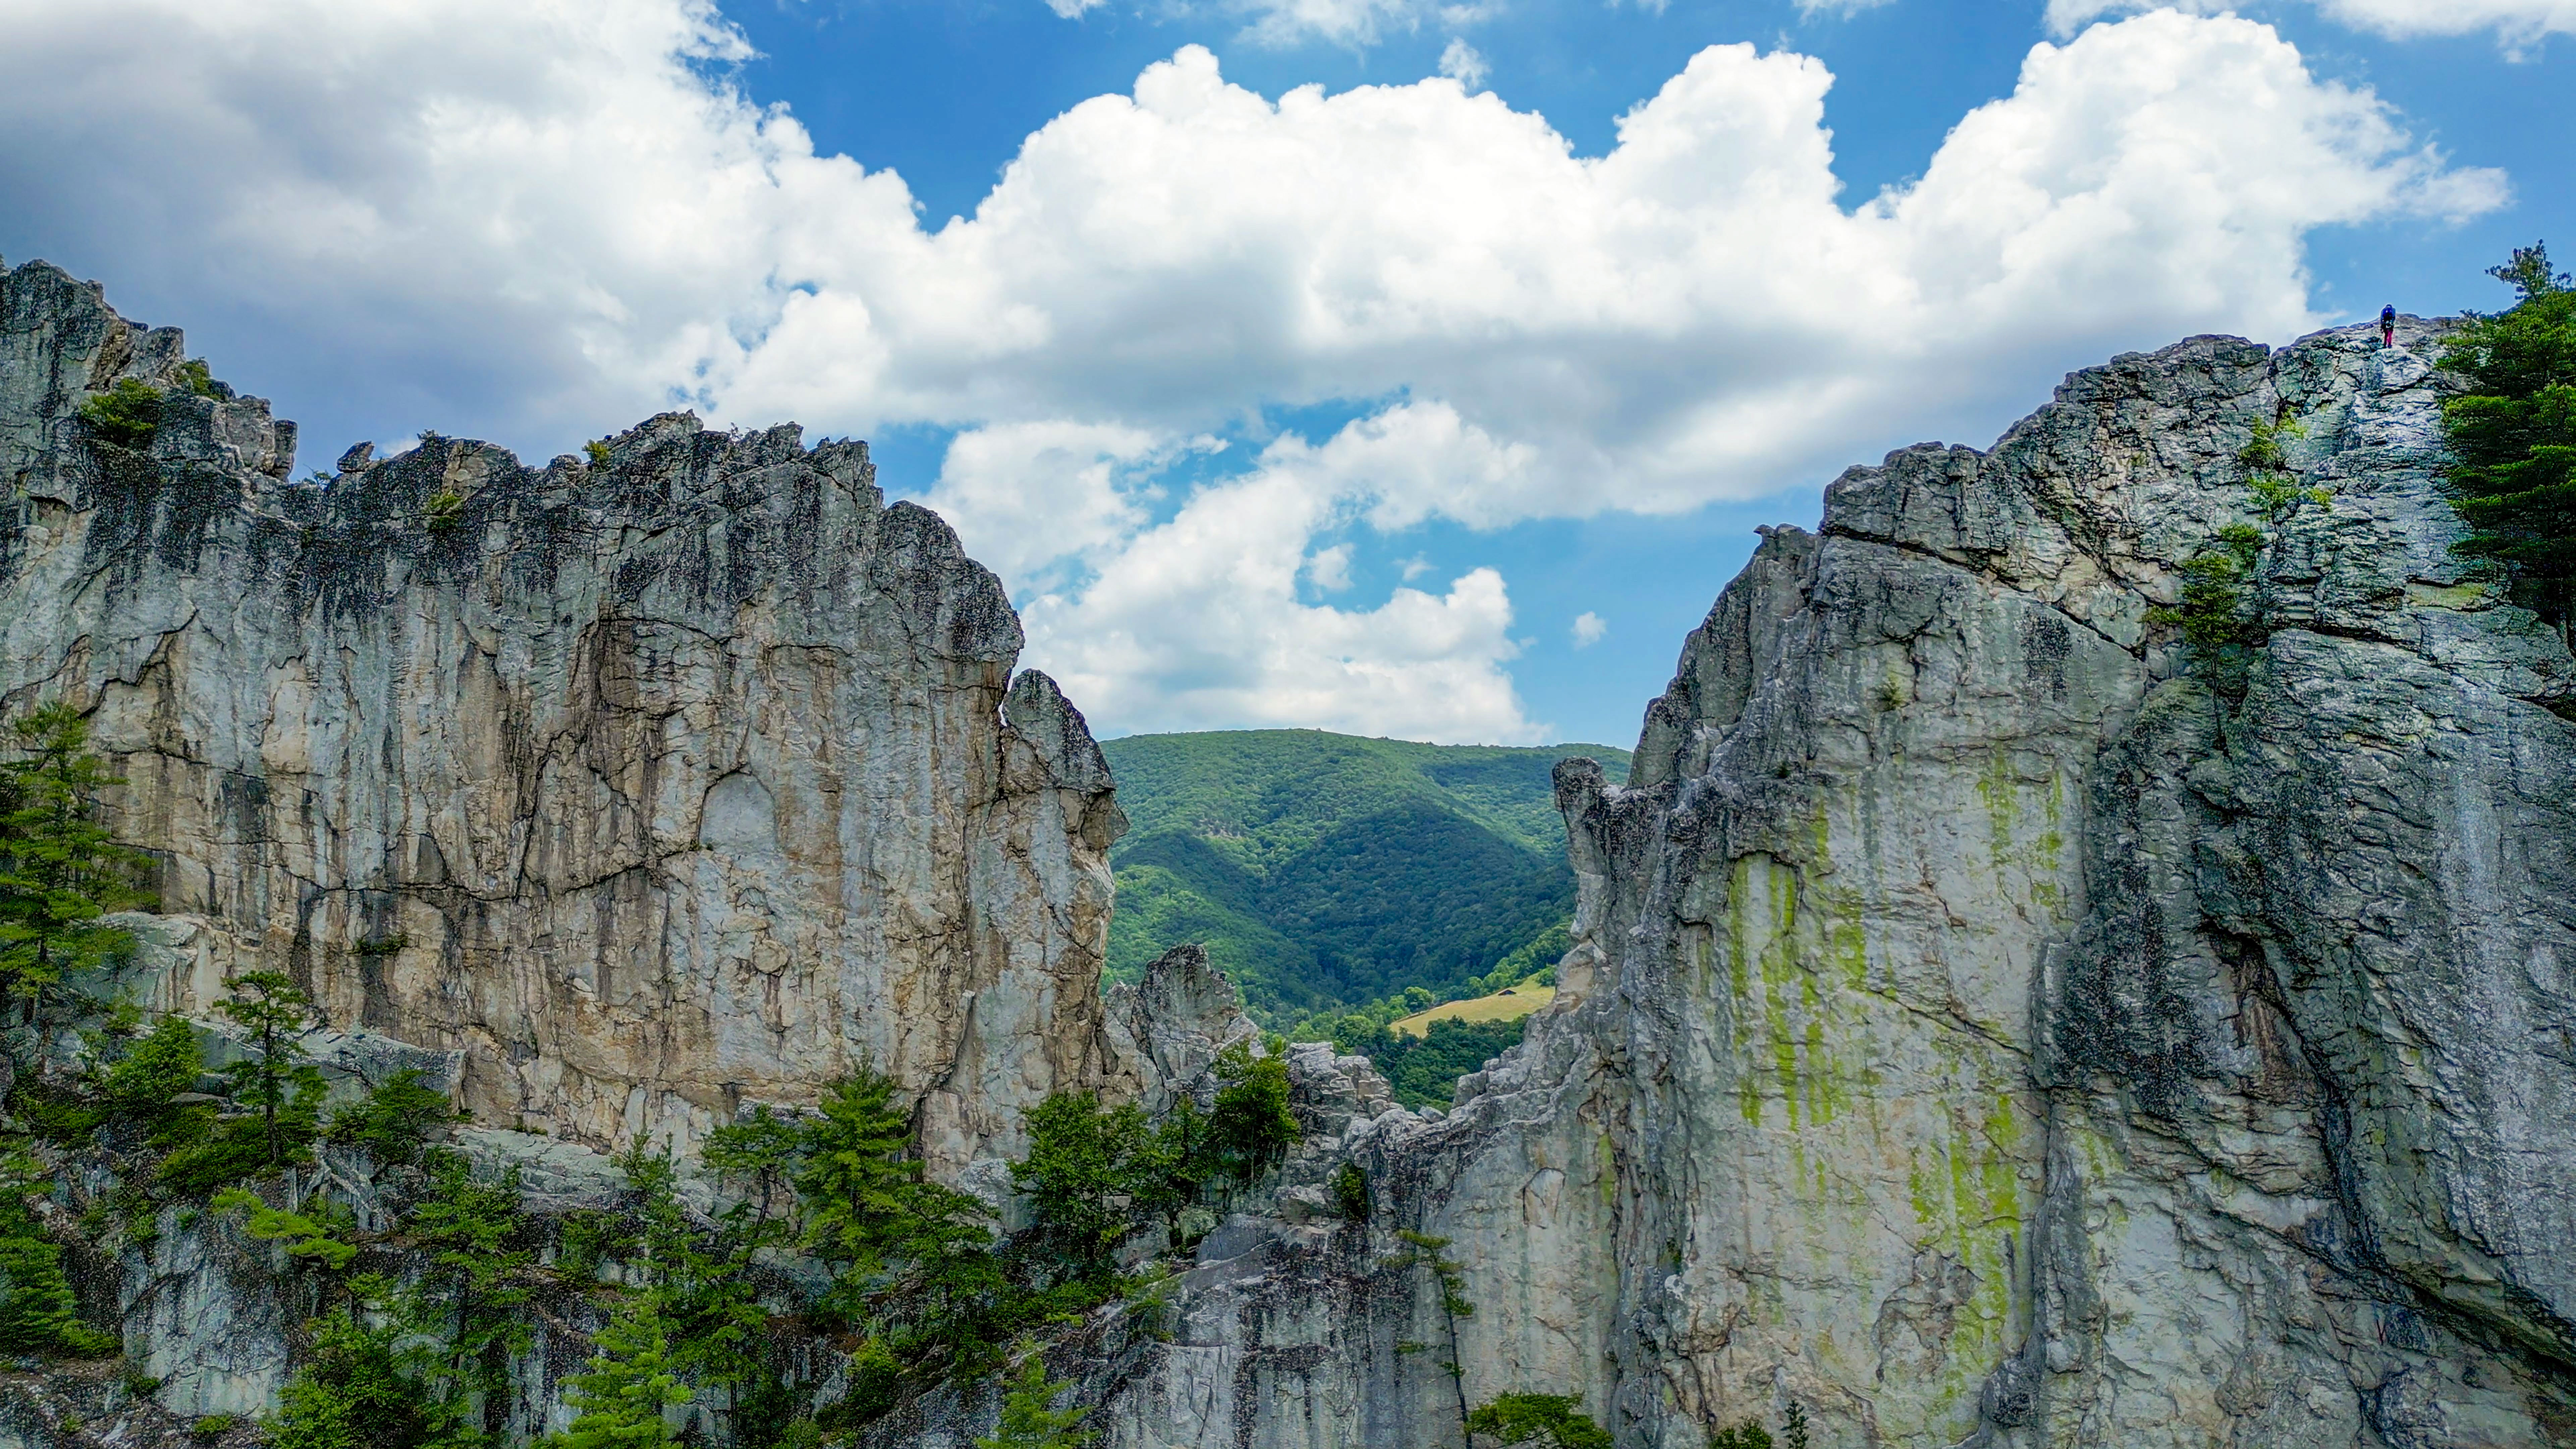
[1438,38,1490,87]
[917,421,1173,587]
[1571,612,1607,648]
[0,1,2507,740]
[2047,0,2576,45]
[1016,452,1536,741]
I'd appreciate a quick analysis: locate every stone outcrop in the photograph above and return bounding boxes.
[11,253,2574,1449]
[1088,320,2576,1448]
[0,257,1126,1179]
[1102,944,1263,1116]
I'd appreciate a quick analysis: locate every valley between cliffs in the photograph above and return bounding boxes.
[3,255,2572,1449]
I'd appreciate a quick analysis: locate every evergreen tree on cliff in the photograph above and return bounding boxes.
[0,702,151,1022]
[552,1294,690,1449]
[2442,241,2576,631]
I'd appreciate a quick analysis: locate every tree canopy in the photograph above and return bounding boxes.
[2441,240,2576,629]
[1100,732,1624,1024]
[0,702,151,1015]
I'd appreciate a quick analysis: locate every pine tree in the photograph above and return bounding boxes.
[216,971,323,1169]
[1389,1230,1475,1441]
[1008,1091,1155,1283]
[0,703,151,1021]
[2442,240,2576,631]
[973,1350,1094,1449]
[1781,1400,1811,1449]
[101,1013,214,1148]
[619,1146,770,1393]
[553,1293,691,1449]
[0,1230,113,1355]
[703,1104,802,1251]
[1465,1393,1612,1449]
[404,1157,534,1441]
[267,1307,436,1449]
[793,1072,918,1272]
[0,1152,113,1356]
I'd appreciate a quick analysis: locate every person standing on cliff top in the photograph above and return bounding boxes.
[2382,304,2398,347]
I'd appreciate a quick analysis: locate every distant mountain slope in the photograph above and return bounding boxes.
[1098,731,1630,1024]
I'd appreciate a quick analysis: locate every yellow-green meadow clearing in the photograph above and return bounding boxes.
[1390,984,1556,1038]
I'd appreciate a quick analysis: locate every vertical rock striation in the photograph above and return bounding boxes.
[1096,322,2576,1448]
[0,258,1126,1178]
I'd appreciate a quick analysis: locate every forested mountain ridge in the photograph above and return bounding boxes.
[1098,731,1629,1025]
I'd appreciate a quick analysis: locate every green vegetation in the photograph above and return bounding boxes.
[1099,732,1624,1024]
[1708,1403,1809,1449]
[1204,1043,1299,1182]
[267,1308,432,1449]
[1388,1230,1473,1436]
[0,1152,114,1355]
[0,704,1379,1443]
[1467,1393,1612,1449]
[584,440,614,469]
[150,972,334,1196]
[405,1156,537,1439]
[325,1070,452,1166]
[0,702,153,1017]
[216,971,324,1171]
[1330,1162,1370,1222]
[213,1187,359,1271]
[173,360,219,398]
[2440,241,2576,632]
[422,490,467,532]
[2238,419,2331,521]
[1331,1015,1531,1111]
[1009,1045,1297,1287]
[1012,1092,1157,1282]
[552,1297,691,1449]
[974,1351,1095,1449]
[2153,523,2267,666]
[77,379,165,449]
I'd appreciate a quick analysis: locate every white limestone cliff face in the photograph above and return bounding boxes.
[10,251,2573,1449]
[1090,323,2576,1448]
[0,258,1126,1179]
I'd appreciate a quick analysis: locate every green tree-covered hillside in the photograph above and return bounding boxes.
[1097,731,1629,1026]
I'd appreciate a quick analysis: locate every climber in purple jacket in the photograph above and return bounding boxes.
[2381,304,2397,347]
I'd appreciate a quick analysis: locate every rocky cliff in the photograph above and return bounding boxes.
[1088,321,2576,1448]
[0,257,1126,1183]
[8,254,2573,1449]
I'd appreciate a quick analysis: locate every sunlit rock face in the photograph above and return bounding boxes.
[0,257,1127,1179]
[10,251,2574,1449]
[1089,321,2576,1449]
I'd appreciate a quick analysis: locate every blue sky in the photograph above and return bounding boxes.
[2,0,2567,745]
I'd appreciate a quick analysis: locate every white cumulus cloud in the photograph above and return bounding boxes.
[1019,453,1537,741]
[0,1,2509,740]
[2047,0,2576,46]
[918,420,1172,587]
[1571,612,1607,647]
